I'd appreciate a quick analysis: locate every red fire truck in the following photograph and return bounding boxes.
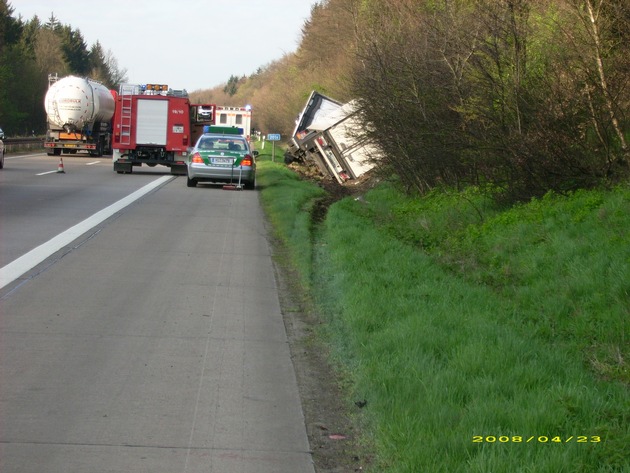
[112,83,193,175]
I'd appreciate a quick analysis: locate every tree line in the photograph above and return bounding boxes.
[193,0,629,202]
[351,0,630,201]
[0,0,126,136]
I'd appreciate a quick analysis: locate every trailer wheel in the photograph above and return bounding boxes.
[90,143,103,157]
[186,177,197,188]
[93,139,103,157]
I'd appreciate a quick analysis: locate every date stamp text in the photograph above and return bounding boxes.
[472,435,601,443]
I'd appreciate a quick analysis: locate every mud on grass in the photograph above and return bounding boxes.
[270,231,373,472]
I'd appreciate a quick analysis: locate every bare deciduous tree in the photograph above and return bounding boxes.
[350,0,630,201]
[563,0,628,164]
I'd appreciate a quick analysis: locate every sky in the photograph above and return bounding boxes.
[12,0,317,92]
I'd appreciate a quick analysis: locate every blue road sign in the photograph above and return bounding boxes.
[267,133,281,141]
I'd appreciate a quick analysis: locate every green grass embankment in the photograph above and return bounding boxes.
[256,157,325,290]
[256,154,629,472]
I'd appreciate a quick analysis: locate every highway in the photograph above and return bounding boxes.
[0,153,314,472]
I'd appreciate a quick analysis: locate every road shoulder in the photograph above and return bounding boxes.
[268,231,371,472]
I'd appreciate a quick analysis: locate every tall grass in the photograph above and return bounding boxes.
[257,162,629,472]
[359,183,629,387]
[314,186,629,472]
[256,160,325,289]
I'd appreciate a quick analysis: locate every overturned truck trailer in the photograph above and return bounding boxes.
[289,91,378,184]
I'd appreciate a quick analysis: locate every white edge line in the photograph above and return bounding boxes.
[0,175,174,290]
[36,170,57,176]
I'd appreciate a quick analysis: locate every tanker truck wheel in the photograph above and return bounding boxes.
[90,143,103,157]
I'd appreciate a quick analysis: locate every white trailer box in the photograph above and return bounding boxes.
[292,93,378,183]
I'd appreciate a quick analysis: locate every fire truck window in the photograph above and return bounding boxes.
[219,114,227,124]
[235,115,243,125]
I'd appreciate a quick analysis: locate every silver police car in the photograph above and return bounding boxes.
[186,130,257,189]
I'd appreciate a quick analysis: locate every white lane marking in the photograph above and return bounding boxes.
[0,175,174,290]
[7,153,43,159]
[86,161,100,165]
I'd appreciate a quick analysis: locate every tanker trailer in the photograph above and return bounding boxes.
[44,74,116,156]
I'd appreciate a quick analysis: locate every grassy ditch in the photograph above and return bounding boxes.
[255,156,326,290]
[256,157,629,472]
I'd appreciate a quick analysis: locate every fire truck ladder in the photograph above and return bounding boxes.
[119,84,135,146]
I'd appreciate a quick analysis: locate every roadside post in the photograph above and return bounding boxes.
[266,133,281,162]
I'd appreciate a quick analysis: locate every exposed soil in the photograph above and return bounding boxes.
[288,161,380,203]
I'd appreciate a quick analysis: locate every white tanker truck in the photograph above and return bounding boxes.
[44,74,116,156]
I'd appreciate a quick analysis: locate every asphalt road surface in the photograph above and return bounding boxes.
[0,153,315,472]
